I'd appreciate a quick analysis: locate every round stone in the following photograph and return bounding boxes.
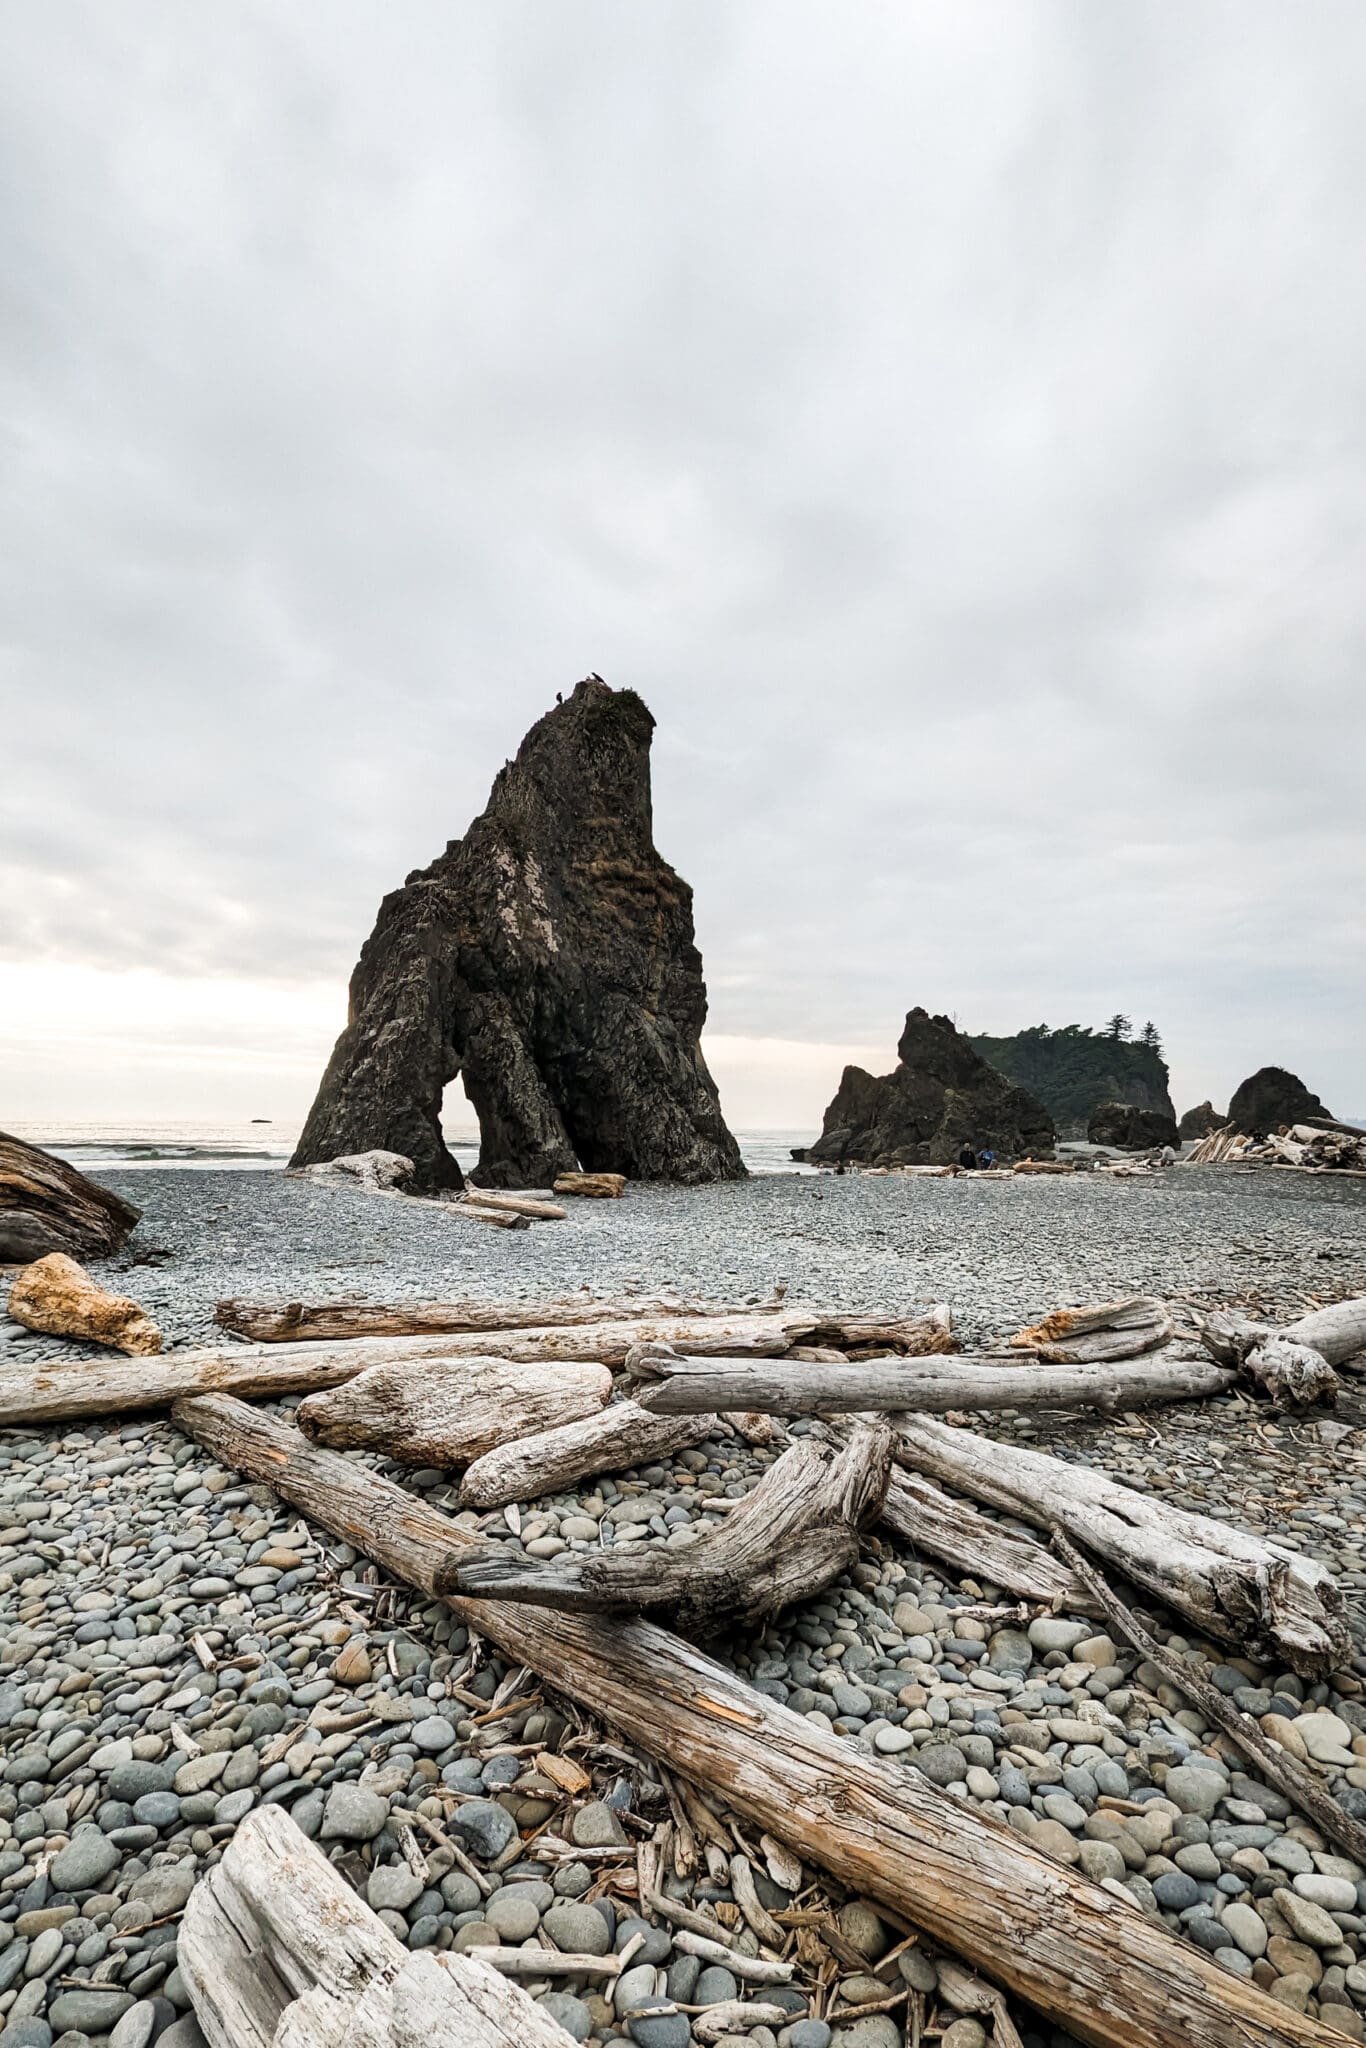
[1220,1901,1268,1958]
[484,1888,541,1941]
[917,1744,967,1787]
[542,1902,611,1956]
[694,1964,739,2004]
[538,1992,591,2042]
[50,1831,120,1893]
[411,1717,457,1755]
[320,1783,388,1843]
[109,2001,159,2048]
[132,1792,181,1827]
[367,1865,424,1914]
[451,1800,515,1861]
[1162,1766,1224,1818]
[1151,1871,1201,1911]
[626,2001,690,2048]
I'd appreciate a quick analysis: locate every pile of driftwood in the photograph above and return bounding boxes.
[8,1276,1366,2048]
[1186,1121,1366,1172]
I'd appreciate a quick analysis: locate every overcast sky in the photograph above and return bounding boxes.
[4,2,1364,1133]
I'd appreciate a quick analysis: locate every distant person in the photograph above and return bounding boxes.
[978,1147,996,1168]
[1159,1143,1176,1166]
[958,1142,976,1169]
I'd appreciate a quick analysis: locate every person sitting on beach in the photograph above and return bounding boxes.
[957,1142,976,1169]
[978,1147,996,1168]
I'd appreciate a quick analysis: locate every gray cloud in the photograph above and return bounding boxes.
[3,0,1364,1113]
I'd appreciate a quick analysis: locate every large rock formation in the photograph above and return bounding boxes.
[292,680,744,1192]
[1178,1100,1224,1141]
[1227,1067,1335,1140]
[798,1009,1054,1167]
[1087,1102,1180,1150]
[969,1023,1175,1129]
[0,1132,140,1264]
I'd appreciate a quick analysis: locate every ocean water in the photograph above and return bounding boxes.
[7,1120,817,1178]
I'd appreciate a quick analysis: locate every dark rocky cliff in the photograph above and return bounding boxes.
[798,1008,1054,1167]
[292,680,744,1191]
[1227,1067,1335,1140]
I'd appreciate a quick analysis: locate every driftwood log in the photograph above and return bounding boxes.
[445,1202,529,1230]
[553,1171,626,1198]
[1197,1297,1366,1404]
[0,1130,141,1263]
[172,1393,1343,2048]
[443,1424,893,1632]
[627,1349,1233,1417]
[214,1293,762,1342]
[7,1254,162,1357]
[1286,1297,1366,1364]
[459,1399,717,1509]
[895,1416,1349,1677]
[1052,1531,1366,1869]
[295,1357,612,1466]
[1008,1295,1174,1364]
[0,1315,800,1428]
[179,1805,575,2047]
[457,1191,567,1220]
[878,1459,1100,1612]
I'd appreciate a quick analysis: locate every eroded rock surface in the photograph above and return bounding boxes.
[292,681,743,1192]
[799,1009,1054,1167]
[1178,1101,1223,1141]
[1087,1102,1181,1150]
[1227,1066,1335,1139]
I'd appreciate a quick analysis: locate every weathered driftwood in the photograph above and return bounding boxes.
[1052,1531,1366,1870]
[443,1424,894,1633]
[446,1202,530,1230]
[172,1393,1343,2048]
[296,1356,612,1466]
[458,1191,567,1220]
[0,1315,797,1428]
[895,1416,1348,1677]
[627,1349,1233,1418]
[1286,1297,1366,1364]
[460,1399,717,1509]
[0,1129,141,1263]
[879,1460,1100,1612]
[179,1805,574,2047]
[1011,1159,1072,1174]
[214,1293,760,1342]
[553,1171,626,1198]
[1195,1309,1341,1408]
[7,1253,162,1356]
[1008,1295,1174,1365]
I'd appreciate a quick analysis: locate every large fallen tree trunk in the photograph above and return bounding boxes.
[1286,1297,1366,1363]
[1007,1295,1174,1364]
[459,1399,717,1509]
[180,1804,575,2048]
[0,1314,798,1428]
[172,1393,1342,2048]
[213,1294,761,1342]
[878,1459,1100,1612]
[296,1357,612,1466]
[628,1349,1233,1417]
[0,1129,141,1264]
[443,1424,893,1631]
[1052,1531,1366,1869]
[894,1416,1348,1677]
[1195,1309,1343,1408]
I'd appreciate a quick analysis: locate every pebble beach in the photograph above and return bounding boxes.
[3,1164,1366,2048]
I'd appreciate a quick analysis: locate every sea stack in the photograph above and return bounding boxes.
[799,1008,1054,1167]
[1226,1066,1335,1139]
[292,679,745,1192]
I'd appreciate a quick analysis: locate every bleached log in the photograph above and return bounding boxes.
[627,1349,1233,1417]
[296,1356,613,1466]
[460,1399,717,1509]
[1284,1298,1366,1365]
[1011,1160,1072,1174]
[457,1191,567,1220]
[178,1805,575,2048]
[1008,1296,1174,1365]
[1241,1335,1340,1409]
[878,1460,1100,1612]
[894,1416,1348,1677]
[173,1393,1345,2048]
[442,1424,894,1632]
[553,1171,626,1198]
[447,1202,530,1230]
[214,1293,767,1342]
[0,1314,797,1428]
